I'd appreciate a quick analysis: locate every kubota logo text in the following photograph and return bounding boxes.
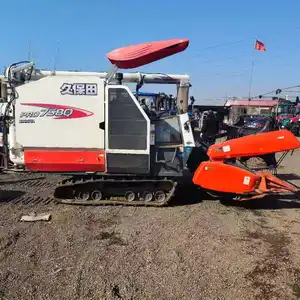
[19,103,93,123]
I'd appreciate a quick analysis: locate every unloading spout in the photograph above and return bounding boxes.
[177,78,190,113]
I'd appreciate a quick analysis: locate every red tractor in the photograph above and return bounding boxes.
[288,104,300,136]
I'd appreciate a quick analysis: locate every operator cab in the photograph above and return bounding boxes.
[105,71,195,177]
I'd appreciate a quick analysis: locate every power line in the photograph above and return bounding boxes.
[252,85,300,99]
[190,27,300,55]
[198,70,250,79]
[200,53,250,64]
[193,41,300,65]
[188,43,300,76]
[192,39,246,54]
[185,28,300,69]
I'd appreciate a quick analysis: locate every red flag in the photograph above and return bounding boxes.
[255,40,266,51]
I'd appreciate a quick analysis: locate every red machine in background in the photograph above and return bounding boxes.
[288,104,300,136]
[0,38,299,206]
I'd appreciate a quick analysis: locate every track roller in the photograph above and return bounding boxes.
[91,190,102,201]
[125,191,136,202]
[143,191,153,202]
[154,191,166,203]
[76,190,90,201]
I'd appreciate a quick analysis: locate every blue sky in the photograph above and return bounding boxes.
[2,0,300,104]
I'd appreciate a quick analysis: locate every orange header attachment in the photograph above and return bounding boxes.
[192,161,298,199]
[208,130,300,161]
[192,161,261,194]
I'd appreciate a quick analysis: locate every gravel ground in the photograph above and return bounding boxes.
[0,149,300,299]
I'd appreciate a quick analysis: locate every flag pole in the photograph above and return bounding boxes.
[248,60,255,101]
[247,40,256,114]
[247,39,265,114]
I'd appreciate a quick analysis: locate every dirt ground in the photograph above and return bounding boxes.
[1,150,300,300]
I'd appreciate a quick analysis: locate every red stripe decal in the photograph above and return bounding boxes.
[24,150,106,172]
[20,103,93,119]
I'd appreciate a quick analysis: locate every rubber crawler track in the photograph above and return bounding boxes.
[0,172,178,207]
[0,173,70,206]
[54,177,177,207]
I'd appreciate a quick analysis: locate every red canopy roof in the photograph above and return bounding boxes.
[106,39,189,69]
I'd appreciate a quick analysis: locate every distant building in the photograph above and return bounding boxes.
[224,98,293,124]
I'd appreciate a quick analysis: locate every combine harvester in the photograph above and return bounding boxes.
[0,38,299,206]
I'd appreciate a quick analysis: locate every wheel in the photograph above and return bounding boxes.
[125,191,135,202]
[143,191,153,202]
[76,190,90,201]
[154,191,166,203]
[91,190,102,200]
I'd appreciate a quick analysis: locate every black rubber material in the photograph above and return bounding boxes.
[0,172,177,207]
[54,177,177,207]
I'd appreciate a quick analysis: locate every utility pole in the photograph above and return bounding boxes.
[248,61,255,100]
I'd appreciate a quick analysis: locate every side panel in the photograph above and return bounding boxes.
[15,76,106,172]
[24,149,105,172]
[105,86,150,174]
[106,153,149,174]
[16,76,105,149]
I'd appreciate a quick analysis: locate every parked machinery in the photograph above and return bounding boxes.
[0,38,299,206]
[286,104,300,136]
